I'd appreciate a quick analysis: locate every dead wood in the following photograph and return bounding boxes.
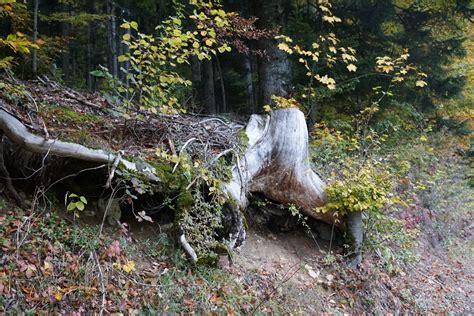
[0,107,159,181]
[224,108,337,247]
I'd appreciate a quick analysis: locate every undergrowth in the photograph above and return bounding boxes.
[0,201,287,314]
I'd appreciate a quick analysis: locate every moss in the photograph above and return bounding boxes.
[196,253,219,265]
[237,129,249,149]
[176,191,193,210]
[46,105,103,125]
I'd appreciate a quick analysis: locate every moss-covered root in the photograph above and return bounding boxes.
[347,211,363,269]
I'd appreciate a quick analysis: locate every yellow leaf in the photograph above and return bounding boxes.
[416,80,427,87]
[122,261,136,273]
[205,39,213,46]
[43,261,53,276]
[54,292,63,301]
[419,135,428,142]
[381,65,394,73]
[346,64,357,72]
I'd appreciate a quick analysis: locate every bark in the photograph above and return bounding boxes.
[347,211,363,268]
[255,0,291,108]
[224,107,336,246]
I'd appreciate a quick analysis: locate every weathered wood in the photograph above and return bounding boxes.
[225,108,336,246]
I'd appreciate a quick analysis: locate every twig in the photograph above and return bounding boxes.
[105,150,123,188]
[93,251,107,316]
[172,137,196,173]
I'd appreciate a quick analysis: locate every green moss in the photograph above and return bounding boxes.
[176,191,193,210]
[237,129,249,148]
[46,105,103,125]
[196,253,219,265]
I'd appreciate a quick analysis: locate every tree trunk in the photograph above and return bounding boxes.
[202,59,216,114]
[32,0,39,74]
[215,56,226,113]
[86,24,93,91]
[190,56,202,108]
[224,107,337,246]
[107,1,118,77]
[347,211,363,268]
[243,56,256,113]
[0,104,354,264]
[61,4,70,83]
[254,0,291,108]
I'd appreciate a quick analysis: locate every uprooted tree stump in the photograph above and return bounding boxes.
[0,105,363,267]
[224,108,361,267]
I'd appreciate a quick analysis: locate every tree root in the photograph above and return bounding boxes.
[0,108,160,181]
[178,228,198,263]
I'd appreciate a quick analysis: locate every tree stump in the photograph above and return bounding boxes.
[224,108,337,246]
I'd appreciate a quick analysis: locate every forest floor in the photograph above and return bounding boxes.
[0,78,473,314]
[1,154,472,314]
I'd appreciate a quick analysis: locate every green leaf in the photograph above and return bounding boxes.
[66,203,76,211]
[75,202,85,211]
[122,33,131,41]
[79,196,87,204]
[130,21,138,30]
[90,70,105,77]
[120,22,130,29]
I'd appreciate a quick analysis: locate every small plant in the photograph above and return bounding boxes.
[65,192,88,218]
[322,252,337,266]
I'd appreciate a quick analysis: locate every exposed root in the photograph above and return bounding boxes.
[178,228,198,263]
[0,108,160,181]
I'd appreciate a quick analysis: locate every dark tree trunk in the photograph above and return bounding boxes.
[32,0,39,74]
[243,55,256,113]
[254,0,292,108]
[190,56,202,108]
[203,59,216,114]
[107,1,118,77]
[86,24,93,90]
[61,4,70,83]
